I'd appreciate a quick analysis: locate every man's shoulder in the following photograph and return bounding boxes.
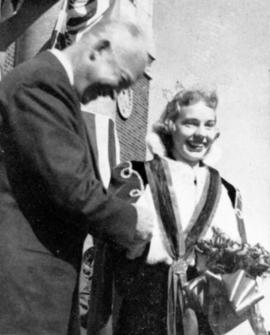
[2,51,69,91]
[203,164,238,204]
[0,51,77,113]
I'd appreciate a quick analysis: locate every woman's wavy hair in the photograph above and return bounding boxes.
[152,88,218,158]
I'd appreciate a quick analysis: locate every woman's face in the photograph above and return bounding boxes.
[171,101,218,165]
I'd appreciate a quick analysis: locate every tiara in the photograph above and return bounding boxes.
[162,80,184,103]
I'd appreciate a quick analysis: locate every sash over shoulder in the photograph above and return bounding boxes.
[87,157,251,335]
[145,154,222,335]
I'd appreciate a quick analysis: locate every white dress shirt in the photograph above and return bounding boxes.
[49,48,74,86]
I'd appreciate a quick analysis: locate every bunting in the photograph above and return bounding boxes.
[49,0,110,50]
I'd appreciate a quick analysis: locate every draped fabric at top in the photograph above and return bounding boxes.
[48,0,112,50]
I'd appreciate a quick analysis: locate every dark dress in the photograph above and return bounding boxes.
[114,260,213,335]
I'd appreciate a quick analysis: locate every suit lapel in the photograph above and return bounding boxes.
[82,111,101,181]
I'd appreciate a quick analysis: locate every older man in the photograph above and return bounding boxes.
[0,18,152,335]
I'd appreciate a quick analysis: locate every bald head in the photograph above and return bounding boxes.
[64,19,148,102]
[82,18,143,37]
[80,19,147,54]
[79,19,148,80]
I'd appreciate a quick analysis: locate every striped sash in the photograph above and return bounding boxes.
[145,155,222,335]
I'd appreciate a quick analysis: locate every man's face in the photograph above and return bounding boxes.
[171,101,218,165]
[112,34,147,90]
[82,30,147,103]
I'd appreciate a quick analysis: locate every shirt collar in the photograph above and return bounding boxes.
[49,49,74,86]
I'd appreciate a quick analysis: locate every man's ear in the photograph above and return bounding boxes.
[94,39,111,55]
[90,39,111,61]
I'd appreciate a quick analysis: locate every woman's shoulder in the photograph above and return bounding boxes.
[204,164,238,205]
[220,175,243,212]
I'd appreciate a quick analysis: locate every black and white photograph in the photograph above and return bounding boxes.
[0,1,270,335]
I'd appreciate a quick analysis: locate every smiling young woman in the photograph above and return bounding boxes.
[90,88,268,335]
[153,89,219,165]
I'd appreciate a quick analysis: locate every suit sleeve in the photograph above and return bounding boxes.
[5,80,137,247]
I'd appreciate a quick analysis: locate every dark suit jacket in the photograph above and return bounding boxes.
[0,51,137,335]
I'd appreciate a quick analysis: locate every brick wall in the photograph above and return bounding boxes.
[116,74,150,162]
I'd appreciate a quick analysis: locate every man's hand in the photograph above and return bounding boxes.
[126,203,154,259]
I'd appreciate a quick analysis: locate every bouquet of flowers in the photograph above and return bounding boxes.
[184,227,270,334]
[195,227,270,277]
